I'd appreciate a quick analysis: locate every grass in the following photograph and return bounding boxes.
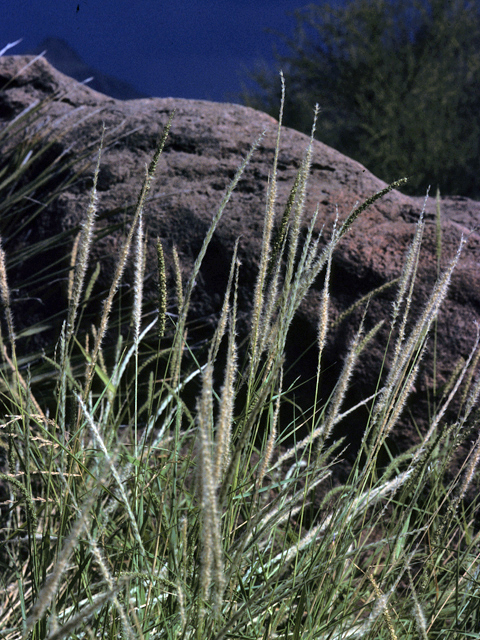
[0,67,480,639]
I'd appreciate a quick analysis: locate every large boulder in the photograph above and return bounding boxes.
[1,55,479,464]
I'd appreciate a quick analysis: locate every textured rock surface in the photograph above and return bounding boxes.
[1,55,480,468]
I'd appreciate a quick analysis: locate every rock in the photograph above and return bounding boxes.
[1,55,479,470]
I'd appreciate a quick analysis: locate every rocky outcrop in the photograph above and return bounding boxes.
[1,55,479,465]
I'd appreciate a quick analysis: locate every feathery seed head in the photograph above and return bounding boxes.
[156,237,167,340]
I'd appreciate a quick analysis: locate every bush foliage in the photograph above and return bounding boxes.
[240,0,480,198]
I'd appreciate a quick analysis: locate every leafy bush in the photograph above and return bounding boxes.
[240,0,480,198]
[0,73,479,640]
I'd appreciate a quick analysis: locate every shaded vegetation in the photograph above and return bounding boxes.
[240,0,480,198]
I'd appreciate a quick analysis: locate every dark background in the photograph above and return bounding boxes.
[0,0,319,102]
[2,0,478,197]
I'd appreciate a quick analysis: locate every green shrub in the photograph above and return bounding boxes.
[240,0,480,198]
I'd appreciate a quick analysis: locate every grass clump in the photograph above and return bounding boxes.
[0,77,479,640]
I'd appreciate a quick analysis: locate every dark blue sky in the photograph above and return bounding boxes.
[0,0,324,102]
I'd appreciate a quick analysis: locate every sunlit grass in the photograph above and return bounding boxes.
[0,65,479,640]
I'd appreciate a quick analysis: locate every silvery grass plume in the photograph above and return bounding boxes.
[212,242,240,485]
[0,236,15,360]
[195,244,240,622]
[53,128,105,439]
[65,125,104,347]
[133,208,146,349]
[133,207,146,456]
[361,229,467,472]
[196,361,226,622]
[250,165,408,412]
[248,73,286,377]
[156,237,167,340]
[81,111,175,405]
[314,313,366,455]
[249,99,320,379]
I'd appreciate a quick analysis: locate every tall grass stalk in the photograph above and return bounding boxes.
[0,83,479,640]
